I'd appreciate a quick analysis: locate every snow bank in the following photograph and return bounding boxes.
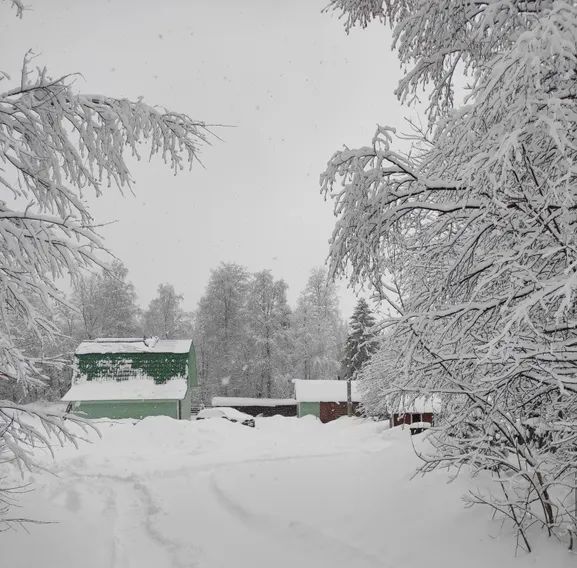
[2,414,574,568]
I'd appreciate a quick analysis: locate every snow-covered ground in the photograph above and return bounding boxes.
[3,414,575,567]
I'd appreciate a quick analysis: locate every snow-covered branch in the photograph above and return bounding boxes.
[0,50,212,526]
[324,0,577,547]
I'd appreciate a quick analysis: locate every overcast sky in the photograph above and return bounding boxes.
[2,0,406,319]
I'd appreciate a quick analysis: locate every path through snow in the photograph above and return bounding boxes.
[2,415,574,568]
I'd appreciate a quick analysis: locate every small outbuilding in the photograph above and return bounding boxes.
[390,396,441,432]
[62,337,197,420]
[293,379,361,423]
[211,397,297,417]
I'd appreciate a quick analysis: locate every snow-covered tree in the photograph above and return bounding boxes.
[143,283,191,339]
[195,265,296,400]
[323,0,577,549]
[0,297,69,403]
[245,270,292,397]
[292,268,346,381]
[0,7,210,526]
[342,298,378,379]
[0,61,207,375]
[194,263,249,399]
[73,261,141,339]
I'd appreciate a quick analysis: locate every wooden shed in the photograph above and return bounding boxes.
[211,397,297,417]
[390,396,441,433]
[62,337,197,420]
[293,379,361,423]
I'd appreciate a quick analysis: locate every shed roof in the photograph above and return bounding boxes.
[62,377,188,402]
[212,396,297,407]
[392,396,442,414]
[293,379,361,403]
[75,337,192,355]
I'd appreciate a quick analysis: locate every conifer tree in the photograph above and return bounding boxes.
[342,298,378,379]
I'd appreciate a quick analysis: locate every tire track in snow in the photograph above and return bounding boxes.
[104,483,122,568]
[45,432,390,567]
[131,479,199,568]
[56,472,196,568]
[209,469,387,568]
[52,442,386,489]
[44,474,126,567]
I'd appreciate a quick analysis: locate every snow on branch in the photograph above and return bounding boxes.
[0,55,211,388]
[0,50,213,528]
[2,0,26,18]
[324,0,577,548]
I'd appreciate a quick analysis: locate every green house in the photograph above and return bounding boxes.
[62,338,198,420]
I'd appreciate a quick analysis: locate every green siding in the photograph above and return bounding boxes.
[187,345,198,387]
[180,387,192,420]
[77,352,188,383]
[180,344,197,418]
[72,400,178,419]
[69,342,199,420]
[298,401,320,418]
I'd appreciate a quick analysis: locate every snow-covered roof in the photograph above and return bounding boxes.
[293,380,361,403]
[76,338,192,355]
[392,396,442,414]
[62,378,188,402]
[212,397,297,407]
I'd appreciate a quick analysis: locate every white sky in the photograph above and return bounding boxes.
[1,0,407,319]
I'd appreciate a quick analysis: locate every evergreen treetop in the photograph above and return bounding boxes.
[342,298,378,379]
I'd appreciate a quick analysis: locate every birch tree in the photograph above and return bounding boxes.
[245,270,292,397]
[0,6,211,526]
[195,263,249,398]
[73,261,141,339]
[143,283,191,339]
[292,268,346,381]
[323,0,577,549]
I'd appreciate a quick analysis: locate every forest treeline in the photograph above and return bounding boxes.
[3,262,355,404]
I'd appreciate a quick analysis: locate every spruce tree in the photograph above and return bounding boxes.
[342,298,377,379]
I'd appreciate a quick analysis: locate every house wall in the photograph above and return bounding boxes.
[319,402,361,423]
[188,345,198,387]
[71,343,198,420]
[297,402,361,422]
[180,387,192,420]
[71,400,178,419]
[180,344,198,418]
[298,401,320,419]
[392,412,434,427]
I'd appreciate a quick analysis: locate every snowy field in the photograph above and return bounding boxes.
[3,415,574,568]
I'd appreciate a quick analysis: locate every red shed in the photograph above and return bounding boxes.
[390,396,441,434]
[293,379,362,423]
